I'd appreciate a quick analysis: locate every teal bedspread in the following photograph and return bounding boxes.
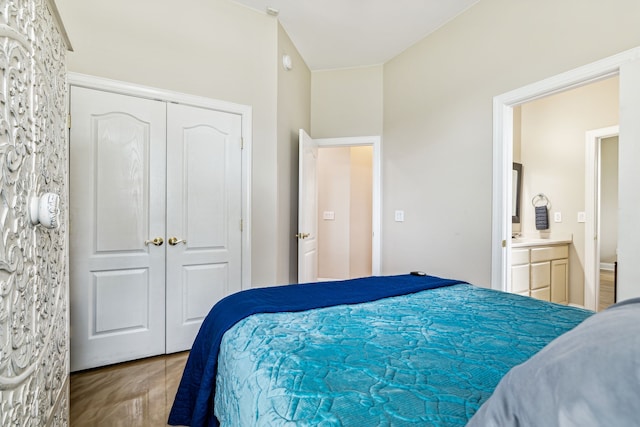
[214,284,591,426]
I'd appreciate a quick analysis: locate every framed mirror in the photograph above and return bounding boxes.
[512,162,522,223]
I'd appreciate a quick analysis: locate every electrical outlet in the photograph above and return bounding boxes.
[554,212,562,223]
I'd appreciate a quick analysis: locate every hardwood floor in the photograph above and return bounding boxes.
[599,269,616,312]
[70,352,189,426]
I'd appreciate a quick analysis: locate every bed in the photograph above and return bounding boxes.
[168,274,595,426]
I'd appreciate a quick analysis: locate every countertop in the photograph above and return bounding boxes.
[511,235,572,248]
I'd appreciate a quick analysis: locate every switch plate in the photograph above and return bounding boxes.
[323,211,335,220]
[554,212,562,223]
[394,210,405,222]
[577,211,586,223]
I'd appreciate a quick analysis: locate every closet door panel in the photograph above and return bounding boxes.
[69,86,167,371]
[184,127,227,248]
[94,114,149,251]
[165,103,243,353]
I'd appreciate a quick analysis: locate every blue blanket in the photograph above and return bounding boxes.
[168,274,465,426]
[213,284,592,426]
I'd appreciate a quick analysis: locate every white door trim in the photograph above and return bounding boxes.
[68,72,252,290]
[314,135,382,276]
[492,46,640,294]
[585,126,619,311]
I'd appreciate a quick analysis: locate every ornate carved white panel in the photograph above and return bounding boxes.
[0,0,69,425]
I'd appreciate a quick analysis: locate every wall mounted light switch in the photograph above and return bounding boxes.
[395,210,405,222]
[577,212,586,223]
[323,211,335,220]
[554,212,562,223]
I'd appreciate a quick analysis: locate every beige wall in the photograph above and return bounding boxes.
[58,0,640,291]
[310,66,381,277]
[277,24,311,284]
[318,147,351,279]
[317,146,373,279]
[600,136,619,263]
[57,0,309,287]
[383,0,640,286]
[350,146,374,278]
[311,66,383,137]
[519,77,619,305]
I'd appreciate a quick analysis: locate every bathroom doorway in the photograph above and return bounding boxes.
[509,77,618,308]
[491,46,640,307]
[586,127,619,311]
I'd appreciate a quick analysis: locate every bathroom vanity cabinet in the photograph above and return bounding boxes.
[511,240,570,305]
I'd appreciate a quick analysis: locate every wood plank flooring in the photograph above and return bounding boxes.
[70,352,189,426]
[598,269,616,312]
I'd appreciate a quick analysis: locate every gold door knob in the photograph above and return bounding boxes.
[295,233,310,239]
[168,237,187,246]
[144,237,164,246]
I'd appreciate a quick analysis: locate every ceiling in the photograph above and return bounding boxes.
[229,0,480,71]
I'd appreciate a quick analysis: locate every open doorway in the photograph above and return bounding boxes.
[317,145,373,280]
[586,126,619,311]
[491,46,640,308]
[509,77,618,308]
[297,132,381,283]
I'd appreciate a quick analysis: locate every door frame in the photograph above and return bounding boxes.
[492,46,640,297]
[585,125,619,310]
[68,72,252,290]
[313,135,382,276]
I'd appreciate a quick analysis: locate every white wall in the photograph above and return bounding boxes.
[383,0,640,286]
[518,77,619,305]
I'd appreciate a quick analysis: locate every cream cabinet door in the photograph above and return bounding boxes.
[551,258,569,304]
[70,87,167,371]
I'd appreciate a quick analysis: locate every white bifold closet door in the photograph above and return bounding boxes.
[69,86,242,371]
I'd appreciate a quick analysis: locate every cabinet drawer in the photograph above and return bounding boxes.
[530,261,551,289]
[511,248,530,265]
[511,263,530,293]
[531,245,569,262]
[531,286,550,301]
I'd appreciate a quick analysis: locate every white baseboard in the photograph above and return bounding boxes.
[600,262,615,272]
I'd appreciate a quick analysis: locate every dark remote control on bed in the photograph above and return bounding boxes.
[410,271,426,276]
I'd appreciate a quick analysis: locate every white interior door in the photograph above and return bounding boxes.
[298,129,318,283]
[69,87,167,371]
[165,104,243,352]
[70,86,245,368]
